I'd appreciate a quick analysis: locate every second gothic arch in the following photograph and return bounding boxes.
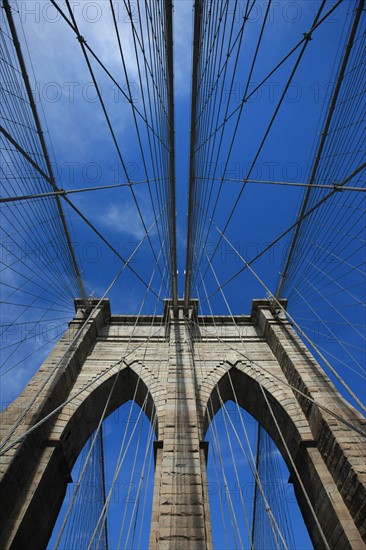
[201,361,312,468]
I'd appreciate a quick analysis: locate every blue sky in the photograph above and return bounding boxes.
[1,0,365,548]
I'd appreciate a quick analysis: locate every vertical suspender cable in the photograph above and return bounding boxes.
[164,0,178,314]
[184,0,203,310]
[100,423,109,550]
[250,423,261,550]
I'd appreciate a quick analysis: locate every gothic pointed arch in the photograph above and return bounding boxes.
[0,357,159,550]
[202,360,365,549]
[53,360,158,473]
[203,362,307,463]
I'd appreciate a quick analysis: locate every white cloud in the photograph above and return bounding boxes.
[174,0,193,98]
[96,200,154,240]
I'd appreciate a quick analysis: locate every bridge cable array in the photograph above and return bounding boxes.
[0,0,365,548]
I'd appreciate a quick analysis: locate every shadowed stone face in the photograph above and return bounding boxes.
[0,300,364,549]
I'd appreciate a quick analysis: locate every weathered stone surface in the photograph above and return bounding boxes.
[0,299,364,549]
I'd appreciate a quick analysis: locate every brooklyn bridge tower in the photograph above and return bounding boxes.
[0,1,365,548]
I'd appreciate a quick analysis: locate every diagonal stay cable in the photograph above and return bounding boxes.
[108,0,171,292]
[192,0,345,157]
[203,210,366,414]
[192,0,330,298]
[192,1,258,298]
[202,163,366,304]
[47,0,168,150]
[53,227,169,550]
[193,273,286,549]
[0,208,166,452]
[185,311,366,438]
[0,125,163,299]
[61,0,168,295]
[2,0,88,307]
[277,0,365,298]
[258,380,331,549]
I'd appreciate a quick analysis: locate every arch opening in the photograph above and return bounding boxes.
[2,363,159,550]
[205,400,313,549]
[48,398,157,549]
[204,365,305,472]
[203,365,316,548]
[61,363,158,474]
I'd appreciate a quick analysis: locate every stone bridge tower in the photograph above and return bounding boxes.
[0,299,365,549]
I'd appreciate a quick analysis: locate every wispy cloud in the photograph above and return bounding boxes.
[174,1,193,98]
[98,202,146,239]
[95,191,157,241]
